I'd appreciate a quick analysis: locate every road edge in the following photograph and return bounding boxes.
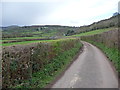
[45,42,84,88]
[83,41,119,87]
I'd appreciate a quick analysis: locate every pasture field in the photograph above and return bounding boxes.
[2,28,115,46]
[71,28,115,37]
[2,14,119,88]
[2,38,77,46]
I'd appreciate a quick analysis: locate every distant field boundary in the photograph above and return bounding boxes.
[2,28,117,46]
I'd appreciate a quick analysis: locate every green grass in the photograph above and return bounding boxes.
[3,36,44,40]
[1,40,17,42]
[71,28,114,37]
[2,28,115,46]
[84,40,120,74]
[12,41,82,88]
[25,31,42,34]
[2,32,57,43]
[2,38,77,46]
[2,40,55,46]
[3,31,57,40]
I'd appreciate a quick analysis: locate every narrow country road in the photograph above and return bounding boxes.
[51,41,118,88]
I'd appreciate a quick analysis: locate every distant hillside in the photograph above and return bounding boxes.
[2,14,119,38]
[76,14,119,34]
[2,25,79,38]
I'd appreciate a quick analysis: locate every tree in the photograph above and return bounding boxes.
[66,30,75,36]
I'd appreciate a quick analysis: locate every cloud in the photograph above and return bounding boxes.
[1,0,120,26]
[1,0,66,2]
[40,0,119,26]
[2,2,64,26]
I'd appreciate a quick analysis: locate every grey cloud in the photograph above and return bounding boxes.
[2,2,64,26]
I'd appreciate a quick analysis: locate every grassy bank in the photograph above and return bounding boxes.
[2,38,82,88]
[83,40,119,75]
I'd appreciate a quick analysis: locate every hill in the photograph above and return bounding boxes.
[2,14,119,38]
[1,14,119,46]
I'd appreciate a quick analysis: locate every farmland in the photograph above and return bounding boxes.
[2,28,115,46]
[2,14,119,88]
[2,15,118,47]
[71,27,115,37]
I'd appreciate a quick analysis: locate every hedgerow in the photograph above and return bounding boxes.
[2,38,82,88]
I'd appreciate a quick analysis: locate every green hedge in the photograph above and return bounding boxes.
[2,38,82,88]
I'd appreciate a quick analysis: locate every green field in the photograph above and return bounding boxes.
[71,28,114,37]
[2,28,115,46]
[2,32,56,40]
[3,36,44,40]
[2,38,77,46]
[2,40,57,46]
[25,31,42,34]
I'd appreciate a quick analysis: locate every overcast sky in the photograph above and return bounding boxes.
[1,0,120,27]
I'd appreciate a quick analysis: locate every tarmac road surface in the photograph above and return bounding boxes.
[51,41,118,88]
